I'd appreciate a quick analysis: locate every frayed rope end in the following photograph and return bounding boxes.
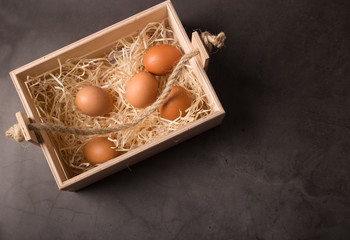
[200,31,226,53]
[5,124,25,142]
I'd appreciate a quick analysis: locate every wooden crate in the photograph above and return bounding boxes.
[10,0,225,191]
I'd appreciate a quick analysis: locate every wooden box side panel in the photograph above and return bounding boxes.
[61,111,225,191]
[13,1,169,80]
[10,72,69,185]
[166,2,225,113]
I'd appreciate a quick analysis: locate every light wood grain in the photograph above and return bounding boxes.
[10,0,225,191]
[15,112,39,145]
[191,32,210,71]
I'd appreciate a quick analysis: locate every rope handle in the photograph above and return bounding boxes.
[6,31,226,143]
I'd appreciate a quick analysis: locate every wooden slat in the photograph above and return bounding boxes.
[191,31,210,71]
[12,1,169,79]
[10,73,69,185]
[15,112,39,145]
[166,1,225,112]
[60,111,225,191]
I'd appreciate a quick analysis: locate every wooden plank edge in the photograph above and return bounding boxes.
[10,1,170,76]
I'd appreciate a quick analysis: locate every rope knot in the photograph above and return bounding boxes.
[5,123,25,142]
[200,31,226,52]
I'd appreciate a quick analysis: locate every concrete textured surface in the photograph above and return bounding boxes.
[1,0,349,239]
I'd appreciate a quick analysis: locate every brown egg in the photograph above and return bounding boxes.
[83,137,120,165]
[143,44,182,75]
[126,71,158,108]
[76,86,113,116]
[159,86,192,121]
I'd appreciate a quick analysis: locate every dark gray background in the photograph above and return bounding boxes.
[1,0,349,239]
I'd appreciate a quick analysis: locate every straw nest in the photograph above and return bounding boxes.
[25,22,212,175]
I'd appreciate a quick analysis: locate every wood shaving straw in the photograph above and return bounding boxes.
[25,22,213,175]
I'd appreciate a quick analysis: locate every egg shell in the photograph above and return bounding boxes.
[126,71,158,108]
[143,44,182,76]
[83,137,120,165]
[76,86,113,116]
[159,86,192,121]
